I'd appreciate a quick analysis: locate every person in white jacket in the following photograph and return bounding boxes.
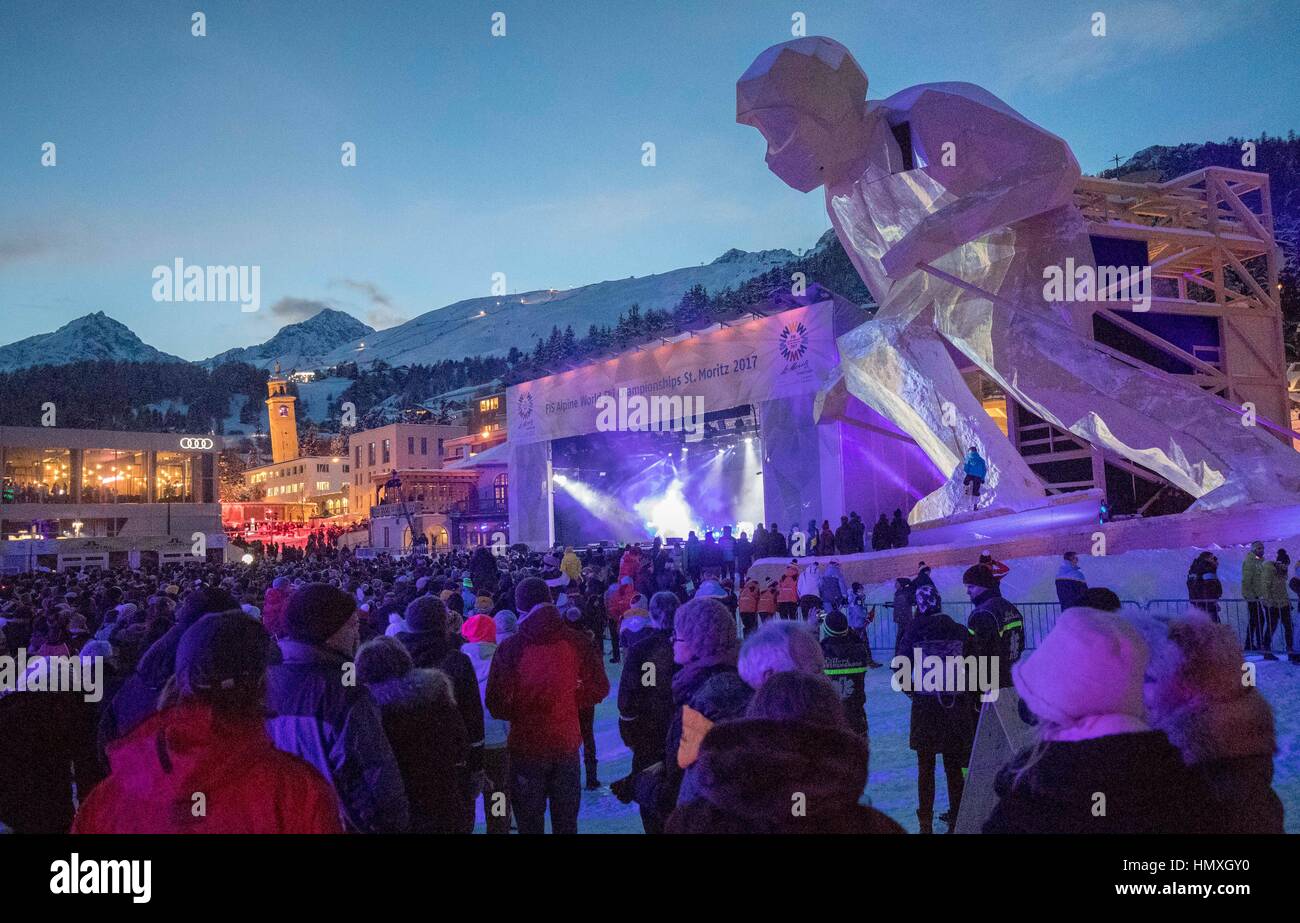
[797,562,823,621]
[460,613,510,834]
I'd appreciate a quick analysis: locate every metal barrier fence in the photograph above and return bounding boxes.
[735,597,1277,652]
[1144,598,1261,645]
[855,597,1255,652]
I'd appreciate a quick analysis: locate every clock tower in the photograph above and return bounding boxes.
[265,363,300,464]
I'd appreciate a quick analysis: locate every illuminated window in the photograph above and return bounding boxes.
[2,448,72,504]
[156,451,194,502]
[81,449,146,503]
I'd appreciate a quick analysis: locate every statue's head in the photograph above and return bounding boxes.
[737,37,868,192]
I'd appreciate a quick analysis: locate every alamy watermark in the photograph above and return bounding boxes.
[152,258,261,312]
[0,649,104,703]
[594,386,705,443]
[1043,258,1151,312]
[890,648,1000,702]
[50,853,151,903]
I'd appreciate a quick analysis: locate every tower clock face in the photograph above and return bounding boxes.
[278,405,289,417]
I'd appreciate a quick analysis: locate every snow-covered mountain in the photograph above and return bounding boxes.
[0,243,805,374]
[202,308,374,371]
[0,312,185,373]
[317,245,799,369]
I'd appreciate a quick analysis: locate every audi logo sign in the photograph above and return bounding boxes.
[179,437,215,450]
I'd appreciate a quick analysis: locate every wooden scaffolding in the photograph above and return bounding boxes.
[994,166,1291,513]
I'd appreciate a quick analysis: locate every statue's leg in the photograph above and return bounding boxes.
[835,306,1046,522]
[937,296,1300,509]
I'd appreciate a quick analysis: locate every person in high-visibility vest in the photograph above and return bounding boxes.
[820,610,870,737]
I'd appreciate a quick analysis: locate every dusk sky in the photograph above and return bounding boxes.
[2,0,1297,359]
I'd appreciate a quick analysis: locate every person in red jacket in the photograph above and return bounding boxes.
[261,576,291,639]
[485,578,610,834]
[619,545,643,585]
[72,609,342,834]
[605,576,638,664]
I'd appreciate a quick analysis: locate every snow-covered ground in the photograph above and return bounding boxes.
[477,654,1300,834]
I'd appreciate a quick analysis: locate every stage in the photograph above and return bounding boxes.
[505,293,943,547]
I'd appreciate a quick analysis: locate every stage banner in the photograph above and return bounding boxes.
[506,301,839,446]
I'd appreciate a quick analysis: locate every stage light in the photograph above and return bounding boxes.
[635,478,698,539]
[553,470,644,536]
[240,552,254,564]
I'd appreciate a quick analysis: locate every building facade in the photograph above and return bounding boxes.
[0,426,222,570]
[241,455,350,518]
[347,421,467,516]
[443,388,509,546]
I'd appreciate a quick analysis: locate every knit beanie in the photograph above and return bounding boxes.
[283,583,357,644]
[961,565,996,590]
[515,577,551,614]
[175,610,270,698]
[1013,608,1148,727]
[823,610,849,635]
[493,610,519,638]
[462,613,497,644]
[405,595,448,634]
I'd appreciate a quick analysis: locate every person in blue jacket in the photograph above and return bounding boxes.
[962,446,987,500]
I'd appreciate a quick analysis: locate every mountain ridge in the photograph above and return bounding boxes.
[201,308,374,371]
[0,312,186,373]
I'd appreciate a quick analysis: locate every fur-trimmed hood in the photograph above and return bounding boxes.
[1160,687,1276,766]
[1135,614,1277,765]
[364,667,456,711]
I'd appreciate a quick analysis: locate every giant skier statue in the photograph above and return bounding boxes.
[737,36,1300,521]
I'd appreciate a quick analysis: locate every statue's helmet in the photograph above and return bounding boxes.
[737,37,868,192]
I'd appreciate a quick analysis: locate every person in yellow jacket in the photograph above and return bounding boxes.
[1241,541,1270,652]
[1262,548,1294,661]
[560,546,583,586]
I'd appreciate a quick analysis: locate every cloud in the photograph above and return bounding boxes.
[0,233,55,267]
[333,278,394,308]
[268,297,334,323]
[331,278,407,328]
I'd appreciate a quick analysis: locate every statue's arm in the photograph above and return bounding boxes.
[878,85,1081,279]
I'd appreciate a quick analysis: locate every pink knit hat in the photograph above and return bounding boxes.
[461,614,497,644]
[1013,608,1149,727]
